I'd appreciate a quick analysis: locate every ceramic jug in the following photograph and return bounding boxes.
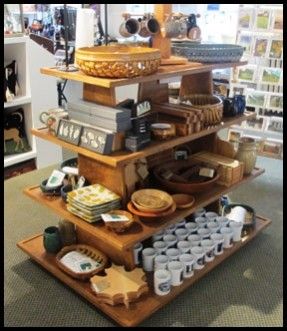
[39,108,68,135]
[236,137,257,175]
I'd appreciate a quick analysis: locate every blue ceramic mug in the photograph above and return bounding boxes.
[43,226,62,254]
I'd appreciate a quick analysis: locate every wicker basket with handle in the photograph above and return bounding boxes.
[75,45,161,78]
[180,94,223,126]
[55,244,108,280]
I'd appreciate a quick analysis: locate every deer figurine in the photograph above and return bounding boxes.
[4,127,24,152]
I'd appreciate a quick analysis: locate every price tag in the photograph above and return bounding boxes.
[199,167,214,178]
[46,170,65,188]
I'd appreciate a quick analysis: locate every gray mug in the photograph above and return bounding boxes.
[119,18,140,37]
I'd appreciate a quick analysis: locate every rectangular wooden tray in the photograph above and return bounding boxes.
[17,215,271,327]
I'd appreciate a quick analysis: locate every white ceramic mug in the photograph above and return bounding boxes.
[164,224,177,234]
[197,227,211,240]
[177,240,191,254]
[133,242,143,265]
[195,216,207,229]
[201,239,215,262]
[154,269,172,296]
[190,246,205,269]
[207,221,220,234]
[184,222,198,234]
[175,228,189,241]
[166,248,180,261]
[163,234,177,248]
[193,208,206,219]
[227,206,247,223]
[142,247,157,272]
[167,260,184,286]
[153,240,168,254]
[179,253,195,278]
[229,221,244,242]
[152,230,165,242]
[154,254,169,271]
[210,233,224,255]
[187,234,201,247]
[216,216,230,228]
[205,211,218,222]
[175,219,186,228]
[220,227,233,248]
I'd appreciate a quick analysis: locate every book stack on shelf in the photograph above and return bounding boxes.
[228,4,283,160]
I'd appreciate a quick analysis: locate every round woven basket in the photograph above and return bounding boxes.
[180,94,223,126]
[75,45,161,78]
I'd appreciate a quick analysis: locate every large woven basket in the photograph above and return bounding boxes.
[75,45,161,78]
[55,244,108,280]
[180,94,223,126]
[171,43,244,63]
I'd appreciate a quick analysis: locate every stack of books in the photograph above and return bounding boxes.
[67,184,121,223]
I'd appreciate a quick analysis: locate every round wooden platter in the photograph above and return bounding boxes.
[127,201,176,221]
[172,194,195,209]
[131,189,173,213]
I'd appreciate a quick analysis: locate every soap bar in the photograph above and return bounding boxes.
[199,167,214,178]
[46,170,66,188]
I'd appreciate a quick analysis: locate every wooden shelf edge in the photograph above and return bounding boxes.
[17,215,271,327]
[40,61,247,89]
[23,167,265,251]
[31,112,256,168]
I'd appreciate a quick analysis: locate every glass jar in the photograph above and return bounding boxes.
[236,137,257,175]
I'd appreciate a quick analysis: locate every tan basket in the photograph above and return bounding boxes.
[180,94,223,126]
[75,45,161,78]
[191,151,244,187]
[55,244,108,280]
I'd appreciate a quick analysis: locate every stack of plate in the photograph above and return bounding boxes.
[127,189,176,221]
[67,184,121,223]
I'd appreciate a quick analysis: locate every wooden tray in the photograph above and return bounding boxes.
[127,201,176,221]
[75,45,161,78]
[55,244,108,280]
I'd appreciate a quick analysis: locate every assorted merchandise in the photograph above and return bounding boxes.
[4,108,31,155]
[4,60,20,102]
[67,184,121,223]
[39,108,68,135]
[223,95,246,117]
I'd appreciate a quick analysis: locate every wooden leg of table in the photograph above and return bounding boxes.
[138,80,169,104]
[83,83,117,106]
[179,71,214,96]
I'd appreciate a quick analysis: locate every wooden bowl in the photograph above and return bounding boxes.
[127,201,176,221]
[55,244,108,280]
[151,123,176,140]
[131,189,173,213]
[172,194,195,209]
[75,45,161,78]
[104,210,135,233]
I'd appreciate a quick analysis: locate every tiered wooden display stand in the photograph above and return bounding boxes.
[17,59,271,327]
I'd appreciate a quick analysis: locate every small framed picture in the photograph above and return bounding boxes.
[255,9,271,30]
[253,37,268,57]
[268,94,283,109]
[261,139,282,156]
[246,91,266,108]
[57,119,83,145]
[227,129,242,143]
[268,39,283,59]
[238,7,254,29]
[237,34,254,55]
[229,83,247,98]
[267,117,283,133]
[79,126,114,155]
[271,9,283,30]
[237,65,257,83]
[260,67,282,85]
[4,4,24,37]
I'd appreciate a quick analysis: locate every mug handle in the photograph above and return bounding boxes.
[39,111,49,124]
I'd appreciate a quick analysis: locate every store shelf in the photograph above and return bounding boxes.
[23,167,264,251]
[17,215,271,327]
[4,95,32,108]
[31,112,256,168]
[4,149,37,168]
[4,36,29,45]
[40,61,247,89]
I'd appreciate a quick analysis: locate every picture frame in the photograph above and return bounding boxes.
[268,39,283,59]
[261,139,282,156]
[237,65,257,83]
[268,94,283,109]
[266,116,283,133]
[255,9,271,30]
[271,9,283,31]
[229,83,247,98]
[79,126,114,155]
[237,33,254,55]
[4,4,24,37]
[238,7,254,29]
[246,91,266,108]
[253,37,268,57]
[260,67,282,85]
[57,119,83,145]
[245,116,265,131]
[227,129,242,144]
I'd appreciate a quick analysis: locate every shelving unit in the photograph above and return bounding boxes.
[17,57,271,326]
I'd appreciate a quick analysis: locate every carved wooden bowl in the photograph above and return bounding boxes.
[75,45,161,78]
